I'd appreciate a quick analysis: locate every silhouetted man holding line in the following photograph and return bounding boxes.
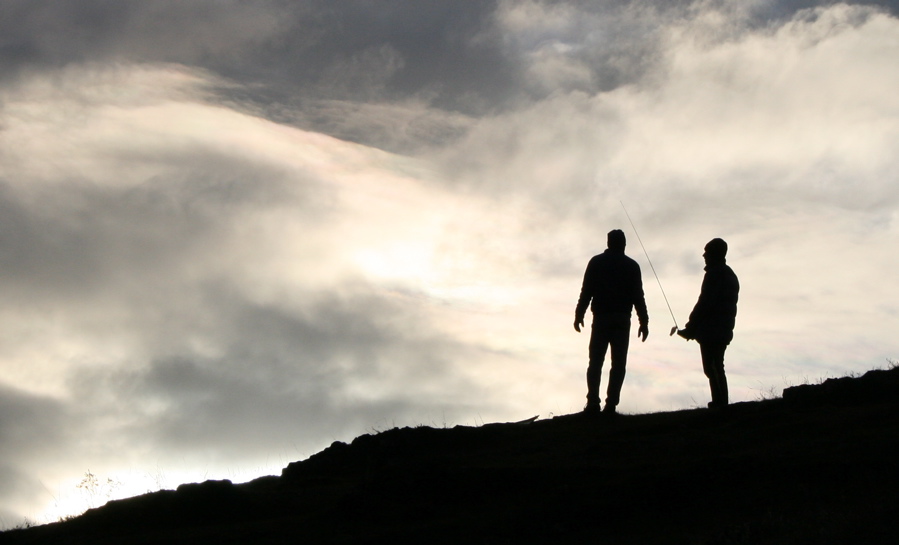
[574,229,649,415]
[677,238,739,408]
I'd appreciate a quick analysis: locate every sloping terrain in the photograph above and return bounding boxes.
[3,367,899,544]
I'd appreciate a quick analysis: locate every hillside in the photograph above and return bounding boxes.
[3,367,899,544]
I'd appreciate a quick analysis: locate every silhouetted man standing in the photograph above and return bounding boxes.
[677,238,739,408]
[574,229,649,415]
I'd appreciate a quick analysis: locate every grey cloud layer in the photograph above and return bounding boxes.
[0,385,66,525]
[1,2,509,111]
[0,162,313,310]
[11,0,897,153]
[65,285,488,456]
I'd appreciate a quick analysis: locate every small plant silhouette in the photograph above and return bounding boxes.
[76,471,122,510]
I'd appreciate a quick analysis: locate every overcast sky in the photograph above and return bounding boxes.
[1,0,898,526]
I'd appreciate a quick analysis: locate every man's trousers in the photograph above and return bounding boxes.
[586,314,631,409]
[699,341,729,407]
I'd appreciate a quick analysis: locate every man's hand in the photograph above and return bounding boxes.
[574,317,584,333]
[638,323,648,342]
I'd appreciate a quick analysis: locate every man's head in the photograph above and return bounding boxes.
[703,238,728,263]
[607,229,626,251]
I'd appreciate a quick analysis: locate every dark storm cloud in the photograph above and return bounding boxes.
[7,0,896,155]
[0,0,771,152]
[0,1,511,108]
[743,0,899,23]
[0,1,296,77]
[4,0,898,103]
[0,1,501,152]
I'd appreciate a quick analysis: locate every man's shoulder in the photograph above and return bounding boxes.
[588,251,610,264]
[618,252,641,270]
[709,263,739,285]
[590,251,640,271]
[724,264,739,285]
[715,263,738,277]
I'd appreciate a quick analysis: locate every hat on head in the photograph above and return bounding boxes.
[705,238,728,259]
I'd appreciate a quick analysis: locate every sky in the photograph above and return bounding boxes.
[1,0,898,526]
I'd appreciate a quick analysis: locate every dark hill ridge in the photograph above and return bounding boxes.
[4,367,899,544]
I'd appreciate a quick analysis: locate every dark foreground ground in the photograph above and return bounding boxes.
[3,367,899,544]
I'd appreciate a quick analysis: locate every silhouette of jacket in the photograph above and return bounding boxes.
[575,248,648,326]
[682,260,739,344]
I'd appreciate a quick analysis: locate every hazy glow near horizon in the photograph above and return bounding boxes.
[1,0,898,526]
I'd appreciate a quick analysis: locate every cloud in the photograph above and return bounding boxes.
[421,1,899,398]
[11,0,897,163]
[264,99,476,155]
[436,3,899,204]
[0,1,295,76]
[0,384,67,525]
[0,62,536,523]
[63,284,493,457]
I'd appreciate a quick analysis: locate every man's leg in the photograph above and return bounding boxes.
[586,319,611,408]
[604,318,632,411]
[700,342,728,407]
[716,344,729,405]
